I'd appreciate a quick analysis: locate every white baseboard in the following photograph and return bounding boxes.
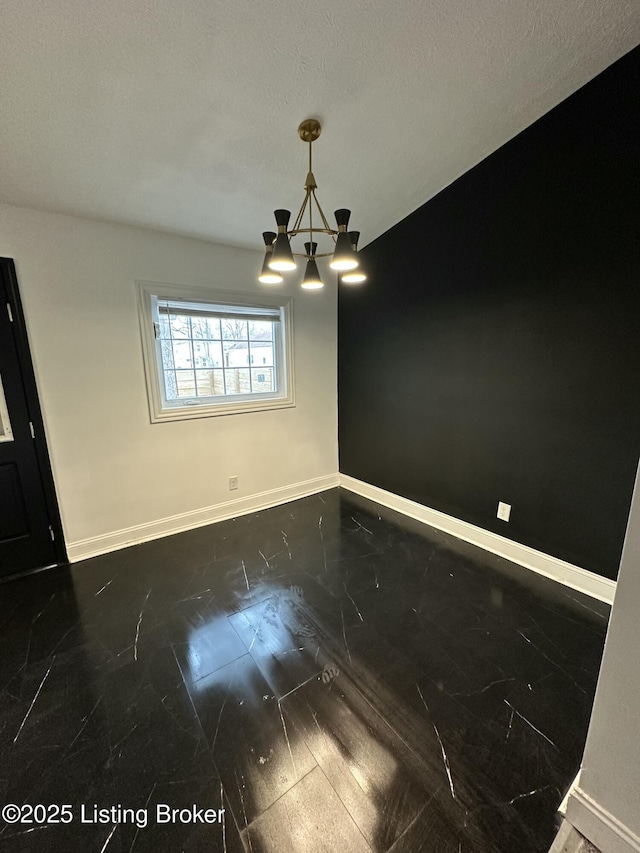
[68,471,617,607]
[559,770,581,816]
[567,786,640,853]
[339,474,616,605]
[67,474,340,563]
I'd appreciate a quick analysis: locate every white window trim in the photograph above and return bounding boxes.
[136,280,295,423]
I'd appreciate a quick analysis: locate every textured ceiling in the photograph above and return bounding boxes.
[0,0,638,250]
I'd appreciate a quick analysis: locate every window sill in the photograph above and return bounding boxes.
[149,395,296,423]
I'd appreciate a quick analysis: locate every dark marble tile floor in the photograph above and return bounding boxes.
[0,489,609,852]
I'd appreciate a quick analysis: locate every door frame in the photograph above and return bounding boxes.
[1,257,67,570]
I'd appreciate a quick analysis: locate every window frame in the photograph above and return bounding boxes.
[136,281,295,423]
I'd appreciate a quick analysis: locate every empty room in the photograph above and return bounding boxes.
[0,2,639,852]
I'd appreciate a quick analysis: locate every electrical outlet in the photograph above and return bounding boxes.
[497,501,511,522]
[229,476,239,491]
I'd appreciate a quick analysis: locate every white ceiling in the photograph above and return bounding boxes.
[0,0,638,251]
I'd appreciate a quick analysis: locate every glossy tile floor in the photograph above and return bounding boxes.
[0,489,609,852]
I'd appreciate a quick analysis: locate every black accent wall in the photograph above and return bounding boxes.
[338,47,640,581]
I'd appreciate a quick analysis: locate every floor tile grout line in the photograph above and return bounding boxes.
[169,643,246,842]
[314,761,375,852]
[276,633,476,844]
[174,642,322,842]
[239,763,320,839]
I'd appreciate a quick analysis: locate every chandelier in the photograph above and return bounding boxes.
[258,119,366,290]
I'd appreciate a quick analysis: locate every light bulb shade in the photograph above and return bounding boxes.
[258,231,283,282]
[269,232,297,271]
[341,270,366,284]
[301,257,323,290]
[259,253,284,284]
[334,209,351,228]
[304,241,318,257]
[273,209,291,228]
[330,230,359,271]
[348,231,360,250]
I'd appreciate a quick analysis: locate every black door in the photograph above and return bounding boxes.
[0,259,64,578]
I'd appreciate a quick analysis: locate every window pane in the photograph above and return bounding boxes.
[176,370,196,397]
[173,341,193,368]
[191,317,209,339]
[250,341,274,367]
[221,319,248,341]
[249,320,273,341]
[168,314,191,338]
[159,316,171,339]
[206,317,221,339]
[195,369,216,396]
[251,367,274,392]
[224,368,251,395]
[193,340,222,368]
[160,339,175,370]
[212,369,226,395]
[164,370,178,400]
[223,340,249,368]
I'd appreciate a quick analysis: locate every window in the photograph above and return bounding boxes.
[137,282,294,422]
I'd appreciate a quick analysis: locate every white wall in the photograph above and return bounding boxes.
[566,459,640,853]
[0,203,338,559]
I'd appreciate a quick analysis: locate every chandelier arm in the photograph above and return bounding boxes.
[311,189,335,237]
[288,227,336,237]
[291,188,312,234]
[292,250,335,259]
